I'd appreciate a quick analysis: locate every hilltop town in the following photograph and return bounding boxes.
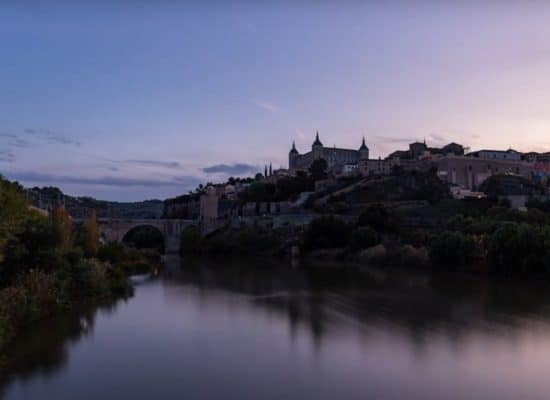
[24,133,550,236]
[160,133,550,233]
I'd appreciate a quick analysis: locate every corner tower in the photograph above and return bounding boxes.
[312,131,324,160]
[359,137,369,160]
[289,141,299,169]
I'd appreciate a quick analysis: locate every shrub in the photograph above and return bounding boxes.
[180,228,204,255]
[349,227,380,251]
[357,204,389,231]
[397,245,429,268]
[487,223,550,276]
[429,231,476,267]
[358,244,387,265]
[97,242,127,265]
[303,217,352,250]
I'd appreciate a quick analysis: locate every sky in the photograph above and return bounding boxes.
[2,2,550,201]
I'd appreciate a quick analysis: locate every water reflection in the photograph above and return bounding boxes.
[4,258,550,400]
[0,300,124,398]
[168,260,550,352]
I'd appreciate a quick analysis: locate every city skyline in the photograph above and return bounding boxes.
[3,2,550,200]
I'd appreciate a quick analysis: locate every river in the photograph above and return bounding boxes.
[3,256,550,399]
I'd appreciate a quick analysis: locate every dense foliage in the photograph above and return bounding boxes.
[180,227,283,257]
[303,217,352,250]
[240,172,314,203]
[0,176,156,352]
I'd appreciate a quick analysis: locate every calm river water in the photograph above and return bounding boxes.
[3,256,550,399]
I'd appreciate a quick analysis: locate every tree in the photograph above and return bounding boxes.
[179,228,203,255]
[304,216,352,250]
[309,159,328,181]
[349,227,380,251]
[429,231,476,267]
[51,205,74,250]
[357,204,392,232]
[0,177,29,255]
[83,210,100,257]
[487,223,550,276]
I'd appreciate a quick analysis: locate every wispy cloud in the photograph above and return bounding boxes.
[24,128,81,147]
[124,159,182,169]
[202,163,259,175]
[428,133,450,145]
[0,149,15,163]
[7,171,203,188]
[372,136,416,144]
[0,133,29,148]
[295,128,307,142]
[255,99,279,113]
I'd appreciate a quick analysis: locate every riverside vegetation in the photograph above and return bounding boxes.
[180,189,550,278]
[0,177,159,355]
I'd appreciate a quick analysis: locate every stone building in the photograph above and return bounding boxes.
[289,132,369,171]
[435,155,534,190]
[467,149,522,161]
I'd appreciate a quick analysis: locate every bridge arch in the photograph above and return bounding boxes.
[97,219,198,254]
[122,224,166,253]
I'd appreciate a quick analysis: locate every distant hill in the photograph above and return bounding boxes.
[27,186,163,219]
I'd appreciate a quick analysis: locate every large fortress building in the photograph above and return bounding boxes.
[289,132,369,171]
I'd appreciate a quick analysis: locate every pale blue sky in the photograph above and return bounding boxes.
[2,2,550,200]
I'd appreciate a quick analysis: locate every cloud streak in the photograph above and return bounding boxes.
[202,163,259,175]
[0,149,15,163]
[124,159,182,169]
[372,136,417,144]
[0,133,29,148]
[24,128,81,147]
[7,171,203,188]
[255,99,279,113]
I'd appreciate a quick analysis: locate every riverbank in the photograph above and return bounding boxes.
[0,260,133,361]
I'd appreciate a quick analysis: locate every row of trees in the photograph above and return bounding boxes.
[302,200,550,278]
[0,176,140,352]
[430,212,550,276]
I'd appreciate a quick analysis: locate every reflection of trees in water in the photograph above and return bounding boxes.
[0,300,121,397]
[175,260,550,353]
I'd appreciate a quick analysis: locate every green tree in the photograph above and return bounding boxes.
[51,205,74,250]
[0,177,29,256]
[487,223,550,276]
[357,204,395,232]
[349,227,380,251]
[429,231,476,267]
[304,216,352,250]
[309,158,328,181]
[83,210,100,257]
[180,228,204,255]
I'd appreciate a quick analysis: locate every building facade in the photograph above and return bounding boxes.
[435,155,535,190]
[467,149,522,161]
[289,132,369,171]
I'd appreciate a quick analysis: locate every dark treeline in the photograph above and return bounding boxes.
[0,176,158,354]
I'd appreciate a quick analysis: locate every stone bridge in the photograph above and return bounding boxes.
[96,218,198,254]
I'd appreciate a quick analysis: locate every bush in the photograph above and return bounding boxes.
[180,228,204,255]
[97,242,127,265]
[304,217,352,250]
[358,244,387,265]
[357,204,389,231]
[429,231,477,267]
[192,227,283,258]
[397,245,429,268]
[349,227,380,251]
[487,223,550,276]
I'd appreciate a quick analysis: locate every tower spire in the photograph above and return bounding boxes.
[313,130,322,146]
[359,136,368,150]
